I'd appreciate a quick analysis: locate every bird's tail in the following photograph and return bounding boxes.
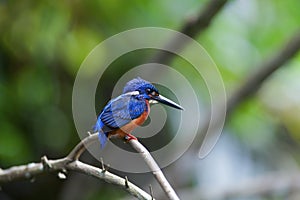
[98,131,108,149]
[93,121,108,149]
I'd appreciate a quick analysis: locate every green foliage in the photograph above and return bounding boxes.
[229,99,277,150]
[0,121,31,167]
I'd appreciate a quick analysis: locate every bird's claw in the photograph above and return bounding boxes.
[124,134,137,141]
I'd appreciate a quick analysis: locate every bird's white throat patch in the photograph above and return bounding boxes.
[149,100,158,104]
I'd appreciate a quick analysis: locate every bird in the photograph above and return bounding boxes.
[93,77,183,148]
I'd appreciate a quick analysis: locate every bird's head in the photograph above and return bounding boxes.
[123,77,183,110]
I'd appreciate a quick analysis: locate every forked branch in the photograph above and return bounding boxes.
[0,133,154,200]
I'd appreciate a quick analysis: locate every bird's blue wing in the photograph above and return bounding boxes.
[100,95,146,129]
[94,94,147,148]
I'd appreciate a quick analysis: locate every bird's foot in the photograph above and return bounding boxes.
[124,133,137,141]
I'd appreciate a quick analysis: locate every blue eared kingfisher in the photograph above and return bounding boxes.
[93,77,184,148]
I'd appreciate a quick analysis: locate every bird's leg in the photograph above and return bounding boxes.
[124,133,137,141]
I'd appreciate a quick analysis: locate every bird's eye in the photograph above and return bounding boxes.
[151,91,158,96]
[146,88,151,94]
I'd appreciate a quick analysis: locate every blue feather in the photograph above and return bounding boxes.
[98,131,108,149]
[100,94,146,129]
[93,119,108,149]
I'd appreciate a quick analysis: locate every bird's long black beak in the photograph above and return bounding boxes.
[151,95,184,110]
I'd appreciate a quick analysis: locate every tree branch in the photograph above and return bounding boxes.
[0,133,181,199]
[226,30,300,115]
[151,0,228,64]
[191,29,300,150]
[67,132,98,160]
[129,140,180,200]
[0,133,154,200]
[0,158,69,183]
[66,161,153,200]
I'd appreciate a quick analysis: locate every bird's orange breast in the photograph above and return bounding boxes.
[108,100,150,138]
[132,100,150,126]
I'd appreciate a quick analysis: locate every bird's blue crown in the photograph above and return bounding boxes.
[123,77,158,95]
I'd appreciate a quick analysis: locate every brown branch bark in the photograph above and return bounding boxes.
[151,0,228,64]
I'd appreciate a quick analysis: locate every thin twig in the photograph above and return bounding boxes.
[149,185,154,200]
[125,176,129,188]
[129,140,180,200]
[67,133,99,160]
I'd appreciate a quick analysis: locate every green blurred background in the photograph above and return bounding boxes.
[1,0,300,200]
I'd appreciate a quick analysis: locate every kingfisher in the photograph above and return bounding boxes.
[93,77,183,148]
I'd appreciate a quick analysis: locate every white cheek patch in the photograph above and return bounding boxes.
[125,91,140,96]
[149,100,158,104]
